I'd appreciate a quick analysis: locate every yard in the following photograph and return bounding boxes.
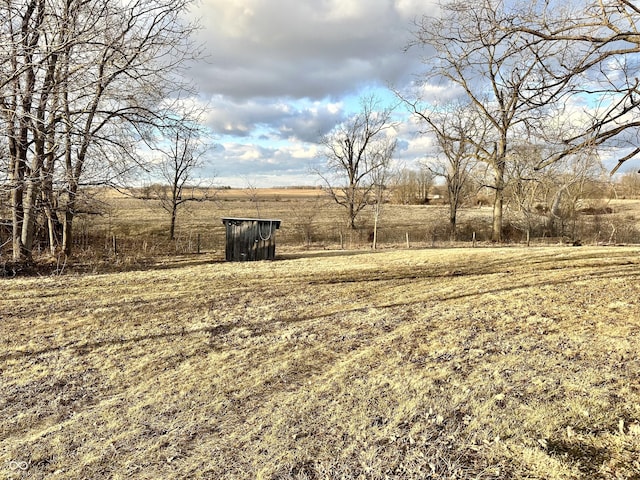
[2,246,640,478]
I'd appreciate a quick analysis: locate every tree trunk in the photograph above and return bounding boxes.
[44,204,58,256]
[62,209,73,257]
[492,190,504,242]
[170,182,179,240]
[62,184,78,257]
[449,190,458,242]
[449,212,457,241]
[21,176,41,258]
[10,152,27,261]
[492,160,506,242]
[170,204,177,240]
[372,206,379,249]
[42,148,58,256]
[11,180,25,261]
[348,201,357,229]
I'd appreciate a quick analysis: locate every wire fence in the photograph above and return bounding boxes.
[2,211,640,261]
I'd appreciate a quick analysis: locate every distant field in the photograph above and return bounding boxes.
[70,188,640,261]
[2,246,640,479]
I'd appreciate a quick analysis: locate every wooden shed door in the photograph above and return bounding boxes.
[225,220,277,261]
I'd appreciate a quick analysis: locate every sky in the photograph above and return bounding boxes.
[183,0,437,187]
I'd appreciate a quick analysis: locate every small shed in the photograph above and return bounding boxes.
[221,217,282,261]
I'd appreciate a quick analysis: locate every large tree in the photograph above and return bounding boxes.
[409,0,566,241]
[317,95,397,230]
[0,0,199,262]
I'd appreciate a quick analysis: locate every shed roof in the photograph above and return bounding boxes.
[221,217,281,228]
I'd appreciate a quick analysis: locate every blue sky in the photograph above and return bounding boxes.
[183,0,437,187]
[178,0,640,187]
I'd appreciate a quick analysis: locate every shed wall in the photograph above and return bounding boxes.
[223,219,280,261]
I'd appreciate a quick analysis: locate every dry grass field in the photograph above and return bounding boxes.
[2,245,640,479]
[62,187,640,263]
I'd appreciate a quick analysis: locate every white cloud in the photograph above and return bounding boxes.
[187,0,431,101]
[204,138,324,187]
[178,0,440,186]
[205,95,347,142]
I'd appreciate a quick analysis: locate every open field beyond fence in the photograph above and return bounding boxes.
[2,246,640,478]
[40,188,640,263]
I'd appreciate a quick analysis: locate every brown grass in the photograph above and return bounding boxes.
[2,246,640,478]
[65,188,640,261]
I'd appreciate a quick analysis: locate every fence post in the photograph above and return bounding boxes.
[406,232,409,249]
[197,233,201,254]
[472,231,476,248]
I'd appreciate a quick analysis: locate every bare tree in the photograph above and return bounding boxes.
[243,180,263,218]
[317,95,397,229]
[370,155,392,249]
[1,0,54,261]
[390,166,432,205]
[412,101,482,240]
[503,143,546,241]
[618,171,640,198]
[544,151,608,240]
[288,193,327,247]
[0,0,200,261]
[503,141,607,241]
[146,123,212,240]
[408,0,566,241]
